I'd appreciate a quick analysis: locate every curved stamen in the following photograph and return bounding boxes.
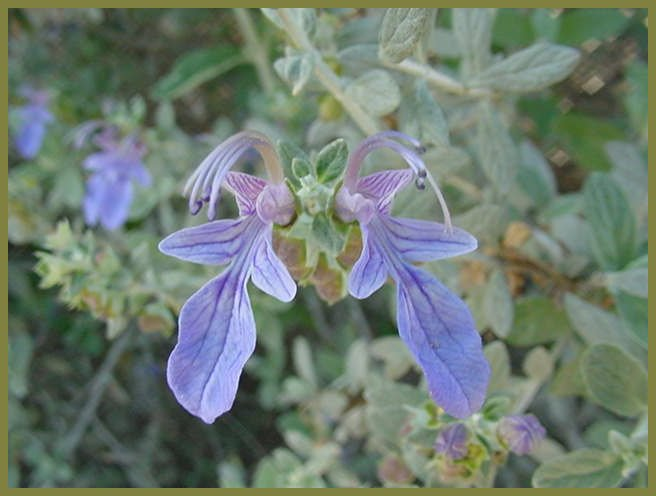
[183,130,285,219]
[345,131,453,232]
[425,168,452,232]
[344,135,427,193]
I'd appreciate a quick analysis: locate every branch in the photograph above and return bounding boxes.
[278,8,380,135]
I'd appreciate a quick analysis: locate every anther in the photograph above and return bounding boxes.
[190,200,203,215]
[417,169,427,179]
[415,177,426,190]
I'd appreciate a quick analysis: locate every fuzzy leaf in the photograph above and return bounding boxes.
[315,138,348,185]
[274,53,315,96]
[378,8,433,63]
[583,173,636,270]
[153,46,243,100]
[476,102,518,195]
[452,8,496,76]
[470,42,580,92]
[580,344,647,417]
[482,269,513,338]
[533,449,624,488]
[345,69,401,117]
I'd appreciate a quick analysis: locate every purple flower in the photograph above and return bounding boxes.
[497,414,546,455]
[158,131,296,423]
[79,126,150,230]
[334,131,490,419]
[435,423,469,460]
[13,88,53,159]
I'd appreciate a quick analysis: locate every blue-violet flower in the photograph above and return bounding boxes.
[334,131,490,419]
[77,124,151,230]
[497,414,546,455]
[158,130,296,423]
[13,88,53,159]
[435,423,469,460]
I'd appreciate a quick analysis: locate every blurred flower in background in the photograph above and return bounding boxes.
[497,414,546,455]
[11,87,54,159]
[75,123,150,230]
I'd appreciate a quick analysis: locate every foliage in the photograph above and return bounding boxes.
[8,8,648,488]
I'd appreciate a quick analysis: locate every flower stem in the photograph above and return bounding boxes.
[234,8,277,95]
[383,58,492,98]
[278,8,380,135]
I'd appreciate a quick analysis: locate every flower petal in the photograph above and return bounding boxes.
[356,169,414,211]
[396,264,490,418]
[167,268,255,423]
[382,216,478,262]
[348,228,388,299]
[83,174,105,226]
[224,171,268,216]
[250,230,297,302]
[130,162,151,187]
[99,178,133,230]
[15,106,50,159]
[158,218,252,265]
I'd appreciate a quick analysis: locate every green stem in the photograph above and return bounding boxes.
[234,8,277,95]
[278,8,380,135]
[383,58,492,98]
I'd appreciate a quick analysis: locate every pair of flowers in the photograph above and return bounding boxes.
[159,130,491,424]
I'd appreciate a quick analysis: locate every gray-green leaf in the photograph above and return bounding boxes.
[583,172,636,271]
[378,9,433,63]
[470,42,580,93]
[315,139,348,185]
[506,296,571,346]
[152,46,243,100]
[580,343,647,417]
[452,8,496,77]
[401,80,450,148]
[564,293,644,360]
[345,69,401,117]
[532,449,624,488]
[274,53,315,96]
[482,269,514,338]
[475,102,518,195]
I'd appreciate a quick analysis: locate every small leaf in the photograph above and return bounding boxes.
[452,8,496,77]
[365,377,425,449]
[604,267,647,298]
[552,113,624,171]
[506,296,571,346]
[517,140,556,207]
[475,102,518,195]
[580,343,647,417]
[454,203,508,245]
[470,42,580,93]
[531,9,561,42]
[345,69,401,117]
[523,346,554,382]
[564,293,644,359]
[315,138,348,185]
[401,80,450,148]
[274,52,314,96]
[532,449,624,488]
[483,341,510,393]
[615,291,648,349]
[558,8,631,46]
[378,8,433,63]
[277,140,309,190]
[291,157,313,180]
[583,173,636,270]
[152,46,243,100]
[292,337,318,389]
[482,269,513,338]
[344,339,369,392]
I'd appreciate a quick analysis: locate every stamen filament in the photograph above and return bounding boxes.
[183,130,285,218]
